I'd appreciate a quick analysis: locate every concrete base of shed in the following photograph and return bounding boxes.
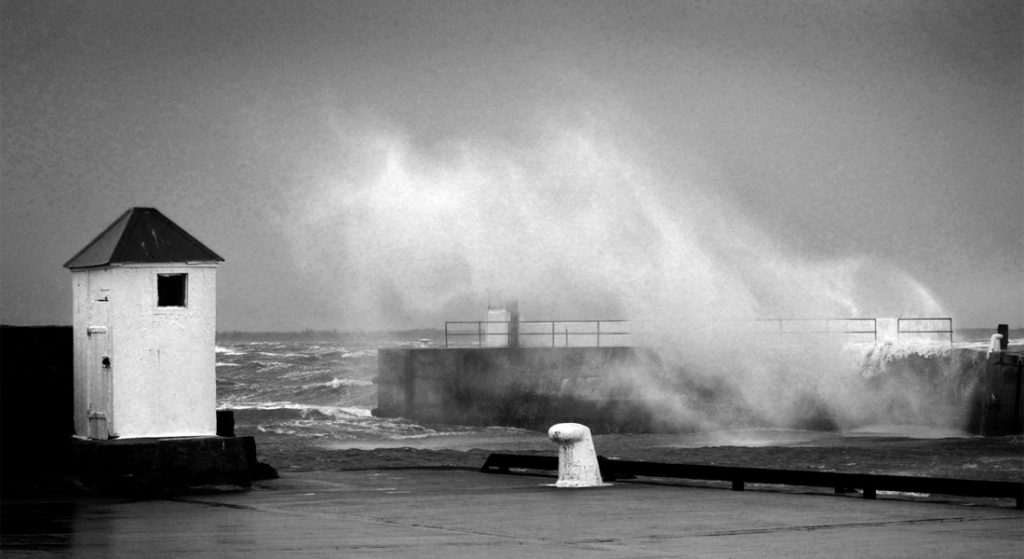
[70,435,276,495]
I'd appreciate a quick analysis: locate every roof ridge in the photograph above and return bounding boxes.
[64,207,224,269]
[107,207,142,264]
[62,208,134,269]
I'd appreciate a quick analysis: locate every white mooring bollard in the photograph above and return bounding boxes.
[548,423,604,488]
[987,333,1003,358]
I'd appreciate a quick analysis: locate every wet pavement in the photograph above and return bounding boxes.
[3,468,1022,558]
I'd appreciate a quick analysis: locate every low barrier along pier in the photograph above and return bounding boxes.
[375,317,1021,436]
[442,317,957,348]
[480,453,1024,509]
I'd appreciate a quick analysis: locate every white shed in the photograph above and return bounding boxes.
[64,207,224,439]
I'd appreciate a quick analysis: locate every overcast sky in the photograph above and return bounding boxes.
[2,0,1021,332]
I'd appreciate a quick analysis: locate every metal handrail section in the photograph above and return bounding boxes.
[897,317,953,344]
[743,318,879,343]
[444,320,632,349]
[444,317,954,348]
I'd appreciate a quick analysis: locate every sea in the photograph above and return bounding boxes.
[216,328,1020,458]
[217,331,559,453]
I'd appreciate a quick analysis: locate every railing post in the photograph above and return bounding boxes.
[551,322,555,348]
[445,322,449,349]
[597,321,601,347]
[478,321,483,348]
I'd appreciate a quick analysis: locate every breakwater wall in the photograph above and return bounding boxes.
[374,347,667,432]
[374,345,1023,435]
[973,352,1023,436]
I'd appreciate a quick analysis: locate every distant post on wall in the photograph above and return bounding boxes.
[998,324,1009,351]
[508,301,520,348]
[484,299,520,348]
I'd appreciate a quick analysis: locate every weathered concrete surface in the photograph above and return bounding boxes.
[3,469,1021,558]
[975,352,1024,436]
[68,435,274,494]
[376,345,1024,435]
[375,347,665,432]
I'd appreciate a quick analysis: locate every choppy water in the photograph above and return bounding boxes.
[216,333,548,450]
[217,331,1018,453]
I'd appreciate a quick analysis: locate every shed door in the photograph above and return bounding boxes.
[86,316,113,439]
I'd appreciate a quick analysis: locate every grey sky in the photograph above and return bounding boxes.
[2,0,1021,331]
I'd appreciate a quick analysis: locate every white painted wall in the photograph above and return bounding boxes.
[71,264,218,439]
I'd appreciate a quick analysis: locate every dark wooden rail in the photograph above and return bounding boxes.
[480,453,1023,509]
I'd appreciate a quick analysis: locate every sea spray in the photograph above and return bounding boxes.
[283,113,954,434]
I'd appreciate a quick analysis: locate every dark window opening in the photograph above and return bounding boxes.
[157,274,187,307]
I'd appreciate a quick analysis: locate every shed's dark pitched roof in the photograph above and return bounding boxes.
[64,207,224,269]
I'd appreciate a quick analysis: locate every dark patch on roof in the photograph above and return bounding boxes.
[64,207,224,269]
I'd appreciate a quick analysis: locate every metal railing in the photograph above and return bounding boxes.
[444,317,954,348]
[737,315,880,341]
[897,317,953,344]
[444,320,632,348]
[741,318,878,343]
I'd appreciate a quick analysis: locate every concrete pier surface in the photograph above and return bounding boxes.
[3,468,1022,558]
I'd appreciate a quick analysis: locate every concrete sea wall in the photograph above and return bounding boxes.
[375,347,667,432]
[974,352,1023,436]
[374,345,1023,435]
